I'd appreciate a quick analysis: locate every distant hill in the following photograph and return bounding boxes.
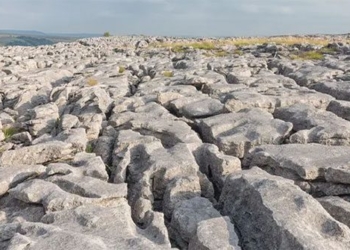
[5,36,55,46]
[46,33,101,38]
[0,30,101,47]
[0,30,101,38]
[0,30,47,36]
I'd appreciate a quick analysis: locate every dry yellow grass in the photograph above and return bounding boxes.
[227,37,333,46]
[289,47,338,61]
[151,36,350,52]
[119,66,125,73]
[290,51,325,60]
[162,71,174,77]
[87,77,98,86]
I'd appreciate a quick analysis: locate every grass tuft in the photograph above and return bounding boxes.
[228,37,332,46]
[103,32,111,37]
[163,41,218,53]
[162,71,174,77]
[290,51,325,60]
[85,144,94,153]
[87,77,98,86]
[234,49,244,56]
[2,127,17,139]
[119,66,125,74]
[213,50,229,57]
[151,36,344,53]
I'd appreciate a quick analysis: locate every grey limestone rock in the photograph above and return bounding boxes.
[197,108,292,157]
[0,164,46,197]
[288,65,342,87]
[220,167,350,250]
[3,35,350,250]
[188,216,241,250]
[171,197,221,244]
[312,81,350,101]
[318,196,350,228]
[274,103,350,145]
[327,99,350,121]
[0,141,75,165]
[244,144,350,183]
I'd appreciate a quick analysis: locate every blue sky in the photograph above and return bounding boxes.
[0,0,349,37]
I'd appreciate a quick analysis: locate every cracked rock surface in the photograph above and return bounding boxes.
[1,35,350,249]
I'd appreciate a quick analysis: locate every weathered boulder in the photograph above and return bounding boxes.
[297,180,350,197]
[288,65,342,87]
[0,141,75,165]
[312,81,350,101]
[194,144,241,190]
[25,102,59,137]
[0,195,45,225]
[318,196,350,228]
[220,167,350,250]
[274,103,350,145]
[171,197,221,245]
[8,178,125,212]
[110,102,202,147]
[180,98,224,118]
[67,86,113,116]
[2,199,171,250]
[197,108,292,157]
[327,100,350,121]
[162,176,201,219]
[60,114,80,130]
[188,216,241,250]
[0,164,46,196]
[55,128,88,151]
[244,144,350,183]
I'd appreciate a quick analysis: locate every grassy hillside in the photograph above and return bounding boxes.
[0,30,99,47]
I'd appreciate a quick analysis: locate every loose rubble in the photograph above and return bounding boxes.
[1,35,350,249]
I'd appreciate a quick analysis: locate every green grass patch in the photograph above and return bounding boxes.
[151,37,342,53]
[188,41,216,50]
[162,71,174,77]
[203,50,230,57]
[290,51,325,60]
[156,41,219,53]
[213,50,229,57]
[119,66,125,74]
[103,32,111,37]
[85,144,94,153]
[2,127,17,139]
[229,37,332,47]
[318,47,338,54]
[234,49,244,56]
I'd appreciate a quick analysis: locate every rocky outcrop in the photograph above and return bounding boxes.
[220,168,350,250]
[2,35,350,249]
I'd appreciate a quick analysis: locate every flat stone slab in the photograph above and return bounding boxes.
[274,103,350,145]
[1,199,171,250]
[244,144,350,182]
[180,98,224,118]
[288,65,343,87]
[197,108,292,157]
[0,164,46,197]
[224,87,333,113]
[312,81,350,101]
[0,141,75,165]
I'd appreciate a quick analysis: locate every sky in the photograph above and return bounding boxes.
[0,0,349,37]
